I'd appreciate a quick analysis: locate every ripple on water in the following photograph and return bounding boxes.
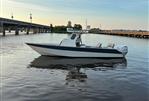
[1,33,149,101]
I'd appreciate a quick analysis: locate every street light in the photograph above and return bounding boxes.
[30,13,32,23]
[11,13,13,19]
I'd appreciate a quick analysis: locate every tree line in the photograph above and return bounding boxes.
[50,24,82,33]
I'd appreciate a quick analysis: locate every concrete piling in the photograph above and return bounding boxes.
[15,26,19,35]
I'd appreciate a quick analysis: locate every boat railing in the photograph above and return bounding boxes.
[96,42,102,48]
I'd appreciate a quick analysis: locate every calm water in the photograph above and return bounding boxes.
[0,33,149,101]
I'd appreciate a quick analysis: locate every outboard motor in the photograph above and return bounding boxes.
[114,45,128,56]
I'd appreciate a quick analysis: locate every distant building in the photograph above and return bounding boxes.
[67,21,72,28]
[86,25,91,31]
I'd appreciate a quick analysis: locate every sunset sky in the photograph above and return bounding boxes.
[0,0,148,30]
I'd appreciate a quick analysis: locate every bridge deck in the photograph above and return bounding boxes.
[0,17,51,36]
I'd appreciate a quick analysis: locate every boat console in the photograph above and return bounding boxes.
[59,33,82,47]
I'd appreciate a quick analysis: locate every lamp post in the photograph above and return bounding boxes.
[30,13,32,23]
[11,13,13,19]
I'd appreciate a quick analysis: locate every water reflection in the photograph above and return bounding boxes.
[29,56,127,82]
[29,56,127,68]
[66,67,87,82]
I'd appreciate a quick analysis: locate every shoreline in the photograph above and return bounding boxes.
[0,31,149,39]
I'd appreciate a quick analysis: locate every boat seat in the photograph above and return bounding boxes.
[107,43,115,48]
[80,44,86,47]
[96,42,102,48]
[59,41,63,46]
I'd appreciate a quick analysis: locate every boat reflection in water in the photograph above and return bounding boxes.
[29,56,127,82]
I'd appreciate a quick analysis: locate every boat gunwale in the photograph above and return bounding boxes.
[26,43,122,54]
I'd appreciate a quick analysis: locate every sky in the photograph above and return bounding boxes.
[0,0,148,30]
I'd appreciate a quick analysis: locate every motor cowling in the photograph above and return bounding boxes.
[114,45,128,56]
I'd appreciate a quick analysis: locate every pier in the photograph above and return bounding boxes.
[89,29,149,39]
[0,17,51,36]
[99,30,149,39]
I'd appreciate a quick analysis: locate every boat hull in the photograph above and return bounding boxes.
[26,43,124,58]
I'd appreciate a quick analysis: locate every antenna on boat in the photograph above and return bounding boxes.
[100,24,102,29]
[85,19,87,30]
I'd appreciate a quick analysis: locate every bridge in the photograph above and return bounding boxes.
[0,17,51,36]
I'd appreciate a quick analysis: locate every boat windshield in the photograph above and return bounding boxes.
[71,34,76,40]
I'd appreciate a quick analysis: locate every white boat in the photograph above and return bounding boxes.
[26,33,128,58]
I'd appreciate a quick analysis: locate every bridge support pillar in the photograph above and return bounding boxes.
[45,29,48,33]
[37,28,40,33]
[3,27,6,36]
[38,29,40,33]
[42,29,44,33]
[33,28,37,34]
[15,27,19,35]
[40,29,42,33]
[8,28,11,33]
[26,28,30,35]
[44,29,47,33]
[40,29,43,33]
[0,22,5,36]
[49,29,51,33]
[20,29,23,32]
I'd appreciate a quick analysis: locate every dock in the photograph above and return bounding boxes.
[101,30,148,39]
[89,29,149,39]
[101,30,149,39]
[0,17,51,36]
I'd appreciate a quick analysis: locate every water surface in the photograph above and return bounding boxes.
[1,33,149,101]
